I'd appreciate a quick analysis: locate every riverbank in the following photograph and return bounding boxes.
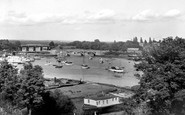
[46,76,135,114]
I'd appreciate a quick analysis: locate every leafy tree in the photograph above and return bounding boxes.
[49,41,55,49]
[135,37,185,115]
[144,40,147,44]
[33,90,75,115]
[0,61,75,115]
[133,37,138,43]
[121,98,138,115]
[140,37,143,43]
[0,61,20,114]
[10,40,21,51]
[18,63,45,115]
[149,37,152,44]
[94,39,100,43]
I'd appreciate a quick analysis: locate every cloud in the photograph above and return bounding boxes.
[131,9,184,22]
[0,9,184,26]
[87,9,115,19]
[132,9,159,21]
[0,9,117,26]
[164,9,181,17]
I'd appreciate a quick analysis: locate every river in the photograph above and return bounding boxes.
[24,56,140,87]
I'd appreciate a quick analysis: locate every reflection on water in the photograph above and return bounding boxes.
[31,56,139,87]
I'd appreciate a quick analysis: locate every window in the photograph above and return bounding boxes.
[88,99,90,103]
[96,101,98,105]
[103,100,104,104]
[106,100,108,104]
[112,98,114,101]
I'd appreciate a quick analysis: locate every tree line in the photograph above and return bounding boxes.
[0,40,21,51]
[66,39,143,51]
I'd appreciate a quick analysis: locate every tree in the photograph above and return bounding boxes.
[140,37,143,43]
[133,37,138,43]
[149,37,152,44]
[18,63,45,115]
[135,37,185,115]
[121,98,138,115]
[0,61,20,114]
[94,39,100,43]
[33,90,75,115]
[49,41,55,49]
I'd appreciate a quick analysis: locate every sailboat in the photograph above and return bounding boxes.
[81,51,90,69]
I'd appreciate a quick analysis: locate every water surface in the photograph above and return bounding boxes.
[31,56,140,87]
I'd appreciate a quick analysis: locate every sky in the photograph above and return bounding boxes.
[0,0,185,42]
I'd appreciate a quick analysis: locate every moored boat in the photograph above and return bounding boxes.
[55,65,63,68]
[108,66,124,73]
[63,61,73,65]
[81,64,90,69]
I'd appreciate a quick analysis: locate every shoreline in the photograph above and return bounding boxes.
[45,77,134,91]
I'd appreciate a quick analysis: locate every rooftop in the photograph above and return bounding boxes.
[85,93,117,100]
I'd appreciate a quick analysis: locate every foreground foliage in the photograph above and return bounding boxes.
[0,61,75,115]
[135,37,185,115]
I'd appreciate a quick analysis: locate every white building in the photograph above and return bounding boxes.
[84,94,121,108]
[127,48,140,53]
[21,44,50,52]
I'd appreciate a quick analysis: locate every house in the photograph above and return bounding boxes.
[83,94,122,115]
[84,94,121,108]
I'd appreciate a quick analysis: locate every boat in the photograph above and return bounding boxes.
[55,65,63,68]
[61,61,73,65]
[81,52,90,69]
[53,64,57,66]
[21,57,31,63]
[89,56,93,60]
[45,61,52,66]
[99,58,104,64]
[29,57,35,62]
[108,66,124,73]
[81,64,90,69]
[45,62,52,66]
[62,61,73,65]
[66,53,70,57]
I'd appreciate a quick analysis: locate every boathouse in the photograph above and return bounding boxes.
[21,44,50,52]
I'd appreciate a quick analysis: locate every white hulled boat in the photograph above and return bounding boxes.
[108,66,124,73]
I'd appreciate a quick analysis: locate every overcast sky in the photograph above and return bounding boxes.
[0,0,185,42]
